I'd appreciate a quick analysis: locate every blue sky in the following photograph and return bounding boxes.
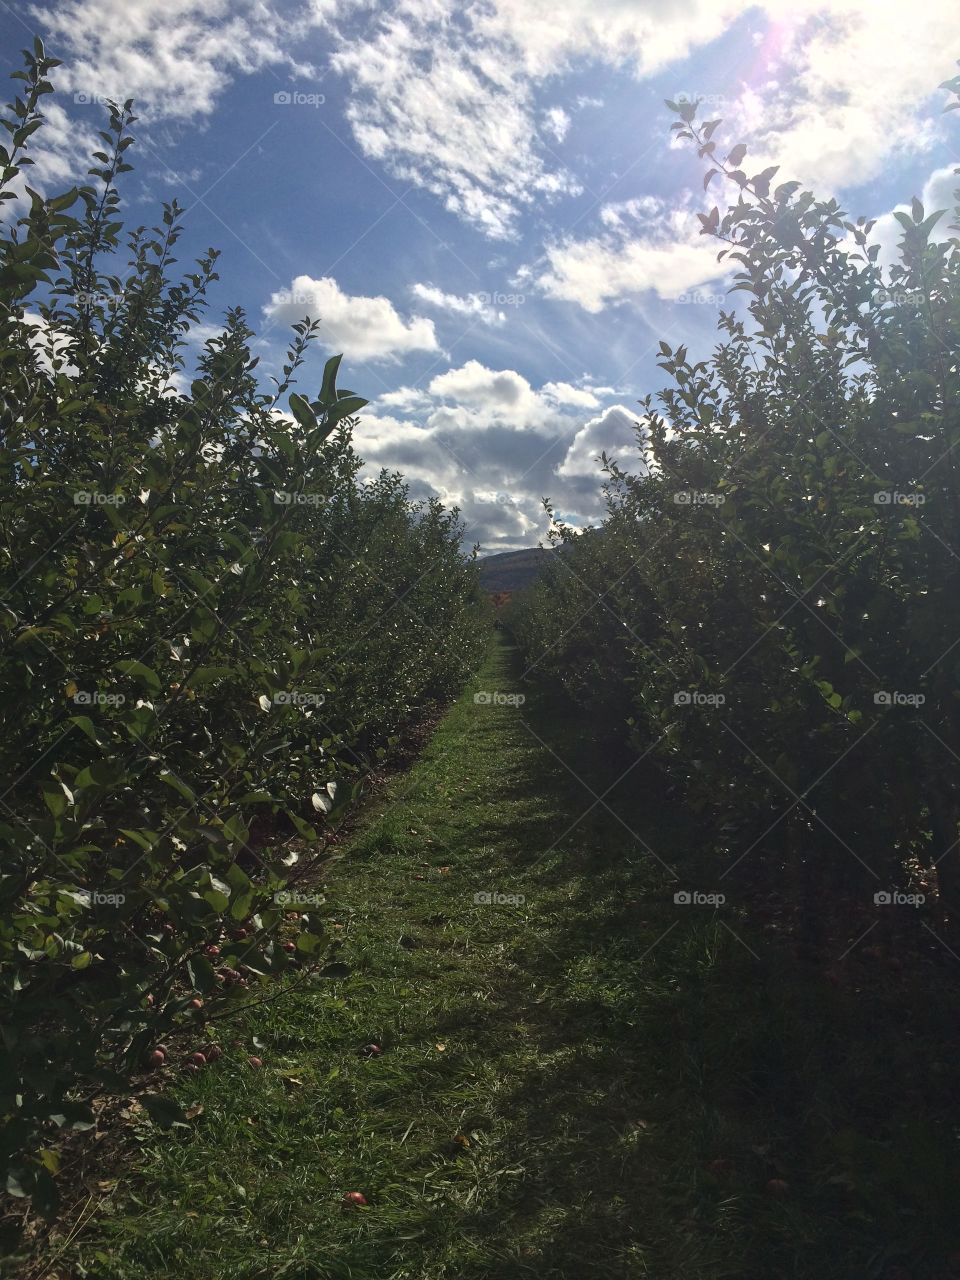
[4,0,959,551]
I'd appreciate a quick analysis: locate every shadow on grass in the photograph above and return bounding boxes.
[394,645,960,1280]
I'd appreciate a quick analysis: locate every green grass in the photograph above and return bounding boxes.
[43,636,960,1279]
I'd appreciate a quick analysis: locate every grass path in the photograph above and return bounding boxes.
[61,635,960,1280]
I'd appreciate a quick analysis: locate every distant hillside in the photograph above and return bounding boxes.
[477,547,554,594]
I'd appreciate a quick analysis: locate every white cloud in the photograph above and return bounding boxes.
[429,360,529,406]
[557,404,650,482]
[327,5,583,238]
[543,105,571,142]
[348,364,635,550]
[263,275,438,361]
[34,0,312,120]
[536,202,730,312]
[599,195,664,231]
[155,165,203,186]
[725,0,958,193]
[350,406,550,549]
[473,0,958,196]
[377,385,434,411]
[320,0,957,250]
[428,360,554,429]
[542,381,600,408]
[411,283,505,325]
[469,0,744,80]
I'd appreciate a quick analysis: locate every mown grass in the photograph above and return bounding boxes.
[41,634,960,1280]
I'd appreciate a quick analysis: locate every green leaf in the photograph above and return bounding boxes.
[296,930,326,954]
[115,659,161,692]
[186,954,217,993]
[186,666,234,688]
[319,353,342,406]
[74,760,124,790]
[159,771,196,803]
[225,863,253,894]
[140,1094,188,1128]
[727,142,747,167]
[287,813,317,840]
[46,187,79,212]
[67,716,99,747]
[118,828,158,851]
[41,780,68,817]
[325,395,367,428]
[288,392,318,431]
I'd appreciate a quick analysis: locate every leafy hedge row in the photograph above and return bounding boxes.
[510,79,960,922]
[0,43,488,1212]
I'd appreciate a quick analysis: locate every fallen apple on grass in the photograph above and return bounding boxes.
[341,1191,367,1207]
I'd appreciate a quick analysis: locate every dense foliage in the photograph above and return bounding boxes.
[0,42,487,1212]
[511,79,960,927]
